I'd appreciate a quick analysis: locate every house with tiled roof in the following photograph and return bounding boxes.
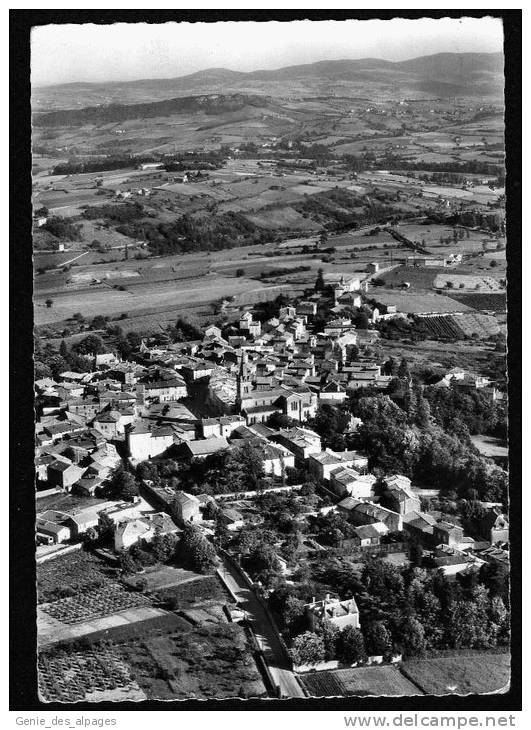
[275,426,322,463]
[402,511,437,544]
[383,476,421,515]
[305,594,360,631]
[183,437,229,460]
[126,420,177,461]
[352,521,389,546]
[46,460,85,490]
[114,512,181,551]
[330,468,376,500]
[338,499,402,532]
[92,409,135,439]
[201,415,245,439]
[171,491,201,526]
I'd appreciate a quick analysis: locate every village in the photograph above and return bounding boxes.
[34,265,509,700]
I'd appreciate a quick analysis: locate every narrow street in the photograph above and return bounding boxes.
[219,555,305,698]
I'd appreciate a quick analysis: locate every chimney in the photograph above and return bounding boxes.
[325,593,330,602]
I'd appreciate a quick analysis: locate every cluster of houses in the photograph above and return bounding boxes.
[35,287,508,577]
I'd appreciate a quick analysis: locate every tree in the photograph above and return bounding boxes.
[290,631,325,666]
[383,357,399,376]
[91,315,107,330]
[227,442,265,491]
[119,551,138,574]
[309,403,350,451]
[235,268,245,277]
[489,595,509,645]
[152,532,180,563]
[479,561,508,598]
[319,231,329,248]
[135,461,160,483]
[59,340,68,358]
[337,626,367,665]
[83,526,99,545]
[315,268,325,292]
[400,616,426,657]
[397,357,411,380]
[408,541,424,568]
[283,595,307,635]
[320,620,340,661]
[245,541,280,578]
[73,334,105,356]
[109,466,139,501]
[449,600,482,649]
[364,621,392,658]
[178,524,218,574]
[353,309,369,329]
[266,412,295,430]
[98,513,115,546]
[34,361,52,379]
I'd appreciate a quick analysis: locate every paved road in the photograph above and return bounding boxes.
[219,556,304,698]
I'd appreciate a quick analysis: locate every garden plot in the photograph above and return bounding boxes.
[40,583,152,624]
[38,641,146,703]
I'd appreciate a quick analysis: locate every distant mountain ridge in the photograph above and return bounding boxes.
[32,52,504,120]
[36,52,503,91]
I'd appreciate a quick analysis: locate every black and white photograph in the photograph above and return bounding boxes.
[11,10,520,709]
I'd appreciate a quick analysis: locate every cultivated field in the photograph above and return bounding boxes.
[38,640,147,703]
[400,653,510,695]
[417,313,500,339]
[34,274,274,325]
[122,565,212,592]
[300,665,422,697]
[434,273,503,291]
[40,583,152,625]
[445,292,507,313]
[372,290,472,314]
[37,549,116,603]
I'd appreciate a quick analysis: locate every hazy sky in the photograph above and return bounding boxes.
[31,17,503,87]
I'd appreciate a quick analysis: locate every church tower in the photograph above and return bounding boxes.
[236,350,252,407]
